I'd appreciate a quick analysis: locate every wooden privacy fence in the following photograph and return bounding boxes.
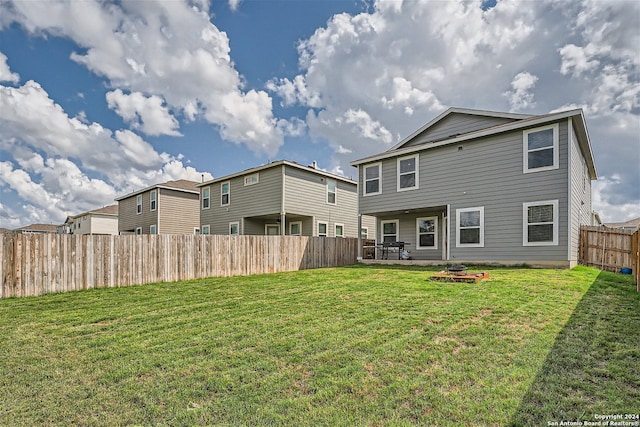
[579,226,639,290]
[0,234,358,298]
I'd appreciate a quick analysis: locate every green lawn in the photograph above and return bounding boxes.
[0,265,638,426]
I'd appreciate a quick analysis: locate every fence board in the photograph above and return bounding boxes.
[1,234,358,298]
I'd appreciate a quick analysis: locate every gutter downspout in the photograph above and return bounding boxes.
[446,204,451,261]
[281,165,286,235]
[357,165,363,260]
[157,188,161,234]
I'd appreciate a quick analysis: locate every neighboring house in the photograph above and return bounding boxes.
[57,205,119,235]
[198,160,375,238]
[605,217,640,231]
[14,224,58,234]
[115,179,200,235]
[351,107,598,267]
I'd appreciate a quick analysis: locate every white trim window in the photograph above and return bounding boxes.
[363,163,382,196]
[221,181,230,206]
[335,223,344,238]
[289,221,302,236]
[360,227,368,239]
[244,173,259,186]
[416,216,438,249]
[194,227,200,235]
[265,224,280,235]
[201,225,210,235]
[381,220,399,243]
[150,190,157,211]
[327,179,337,204]
[523,200,558,246]
[318,221,328,237]
[150,224,157,235]
[202,187,210,209]
[456,207,484,247]
[135,227,142,235]
[229,222,239,235]
[136,195,142,215]
[397,154,419,191]
[524,123,559,173]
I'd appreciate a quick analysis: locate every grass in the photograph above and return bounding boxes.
[0,265,638,426]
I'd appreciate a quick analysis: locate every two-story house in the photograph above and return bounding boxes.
[351,107,597,267]
[57,204,118,235]
[115,179,200,235]
[198,160,375,238]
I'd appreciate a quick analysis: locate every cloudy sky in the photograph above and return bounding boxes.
[0,0,638,229]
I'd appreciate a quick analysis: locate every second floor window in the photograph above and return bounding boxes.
[202,187,210,209]
[221,182,230,206]
[524,124,559,173]
[136,195,142,214]
[364,163,381,196]
[244,173,259,186]
[327,179,336,204]
[398,155,418,191]
[150,190,156,211]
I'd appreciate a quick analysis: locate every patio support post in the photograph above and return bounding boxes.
[280,212,286,235]
[357,214,363,260]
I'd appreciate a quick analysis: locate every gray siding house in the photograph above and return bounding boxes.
[198,160,375,238]
[351,107,597,267]
[115,180,200,235]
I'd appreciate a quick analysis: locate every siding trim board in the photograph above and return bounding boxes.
[568,117,574,261]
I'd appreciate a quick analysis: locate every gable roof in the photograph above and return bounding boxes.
[88,204,118,216]
[351,107,597,179]
[389,107,534,150]
[67,204,118,221]
[198,160,357,187]
[15,223,58,233]
[114,179,199,201]
[605,217,640,230]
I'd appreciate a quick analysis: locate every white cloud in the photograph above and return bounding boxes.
[0,202,23,229]
[277,117,307,138]
[2,0,283,155]
[0,52,19,83]
[344,109,393,143]
[593,176,640,223]
[266,75,323,108]
[269,0,548,170]
[228,0,242,12]
[0,79,212,226]
[106,89,181,136]
[503,72,538,110]
[266,0,638,221]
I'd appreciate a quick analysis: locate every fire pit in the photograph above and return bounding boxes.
[447,265,468,275]
[429,265,490,283]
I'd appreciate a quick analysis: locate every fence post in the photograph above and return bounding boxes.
[633,229,639,291]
